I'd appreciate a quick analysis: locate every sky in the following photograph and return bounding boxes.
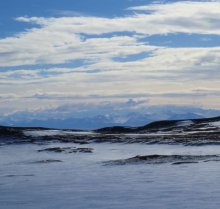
[1,0,220,120]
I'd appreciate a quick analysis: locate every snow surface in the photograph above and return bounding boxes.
[1,141,220,208]
[23,130,97,137]
[123,133,174,136]
[210,121,220,127]
[23,130,175,137]
[176,120,194,126]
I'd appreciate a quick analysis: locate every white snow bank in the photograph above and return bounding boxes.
[23,130,97,137]
[209,121,220,127]
[176,120,194,126]
[123,133,174,136]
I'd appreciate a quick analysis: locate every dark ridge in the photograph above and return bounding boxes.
[1,115,220,139]
[96,115,220,134]
[0,125,52,131]
[192,116,220,123]
[0,125,83,131]
[104,154,220,165]
[95,119,186,133]
[0,125,84,138]
[0,125,56,137]
[95,120,181,133]
[0,126,23,137]
[95,126,136,134]
[137,120,183,131]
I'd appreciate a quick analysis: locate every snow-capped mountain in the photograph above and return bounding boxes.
[1,105,220,130]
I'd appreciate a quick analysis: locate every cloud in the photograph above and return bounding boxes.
[2,87,220,102]
[1,44,220,86]
[17,1,220,36]
[1,1,220,67]
[124,98,150,107]
[1,1,220,113]
[0,32,156,67]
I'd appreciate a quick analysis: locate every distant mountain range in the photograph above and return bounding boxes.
[1,105,220,130]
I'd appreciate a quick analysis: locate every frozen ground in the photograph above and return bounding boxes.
[1,140,220,209]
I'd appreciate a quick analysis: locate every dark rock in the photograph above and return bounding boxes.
[4,174,35,177]
[72,148,93,153]
[33,142,51,146]
[172,161,198,165]
[38,147,72,153]
[38,147,93,153]
[203,159,220,162]
[32,159,63,163]
[0,126,23,137]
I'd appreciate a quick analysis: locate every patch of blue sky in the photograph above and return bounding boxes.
[143,33,220,48]
[38,69,110,77]
[0,0,48,39]
[0,61,116,76]
[0,0,149,38]
[113,51,153,62]
[0,0,153,21]
[45,0,152,18]
[0,59,86,72]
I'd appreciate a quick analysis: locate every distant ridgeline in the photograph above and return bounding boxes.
[1,116,220,144]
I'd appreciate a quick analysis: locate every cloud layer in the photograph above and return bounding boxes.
[1,1,220,67]
[1,1,220,115]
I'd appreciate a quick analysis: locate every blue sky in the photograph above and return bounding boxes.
[1,0,220,120]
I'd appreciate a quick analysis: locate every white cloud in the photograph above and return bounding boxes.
[0,1,220,67]
[16,1,220,36]
[1,1,220,112]
[0,32,156,67]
